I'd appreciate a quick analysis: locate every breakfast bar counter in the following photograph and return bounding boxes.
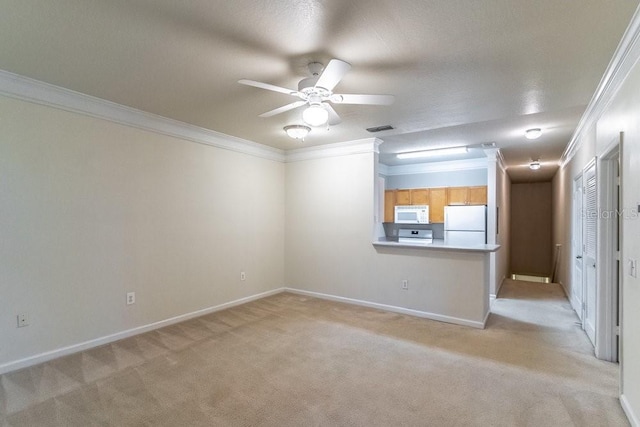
[373,238,500,253]
[370,237,500,329]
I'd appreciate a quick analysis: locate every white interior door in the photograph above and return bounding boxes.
[572,175,584,321]
[583,161,597,346]
[594,141,621,362]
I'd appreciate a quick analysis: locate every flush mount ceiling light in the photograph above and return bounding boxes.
[284,125,311,140]
[397,146,469,159]
[525,128,543,140]
[529,160,541,170]
[302,104,329,127]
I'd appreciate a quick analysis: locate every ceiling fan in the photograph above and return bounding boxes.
[238,59,395,127]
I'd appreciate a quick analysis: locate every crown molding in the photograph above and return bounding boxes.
[496,150,507,173]
[483,148,507,172]
[0,70,286,162]
[378,163,391,176]
[285,138,382,163]
[561,6,640,168]
[0,70,387,164]
[381,157,488,176]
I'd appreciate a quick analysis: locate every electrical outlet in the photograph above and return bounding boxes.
[240,271,246,281]
[17,313,29,328]
[401,279,408,290]
[126,292,136,305]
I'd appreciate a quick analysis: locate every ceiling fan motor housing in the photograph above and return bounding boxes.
[307,62,324,76]
[298,77,318,92]
[298,77,331,99]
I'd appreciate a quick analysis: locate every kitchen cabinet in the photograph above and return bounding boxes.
[446,186,487,205]
[410,188,430,205]
[467,186,487,205]
[446,187,468,205]
[384,185,487,223]
[396,189,411,205]
[384,189,428,222]
[384,190,396,223]
[429,188,447,223]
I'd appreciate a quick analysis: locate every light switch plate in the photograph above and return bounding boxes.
[630,259,638,278]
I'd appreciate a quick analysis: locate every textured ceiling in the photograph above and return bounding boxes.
[1,0,638,181]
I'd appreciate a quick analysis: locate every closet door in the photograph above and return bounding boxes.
[583,160,597,346]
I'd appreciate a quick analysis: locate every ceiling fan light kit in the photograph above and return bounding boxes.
[302,104,329,126]
[284,125,311,140]
[238,58,395,133]
[525,128,543,139]
[397,146,469,159]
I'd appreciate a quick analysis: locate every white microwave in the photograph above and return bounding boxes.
[394,205,430,224]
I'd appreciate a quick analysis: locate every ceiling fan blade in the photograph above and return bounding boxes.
[323,103,342,125]
[315,59,351,91]
[332,94,395,105]
[238,79,297,96]
[259,100,307,118]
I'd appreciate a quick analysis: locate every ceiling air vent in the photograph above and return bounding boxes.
[366,125,394,133]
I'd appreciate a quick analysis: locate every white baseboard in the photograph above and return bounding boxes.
[497,274,506,294]
[0,288,285,375]
[490,275,506,301]
[285,287,486,329]
[569,293,582,317]
[482,308,491,328]
[621,394,639,427]
[559,280,570,298]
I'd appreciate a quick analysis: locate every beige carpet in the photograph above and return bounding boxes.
[0,280,628,426]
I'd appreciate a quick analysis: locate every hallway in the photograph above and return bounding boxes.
[488,279,625,425]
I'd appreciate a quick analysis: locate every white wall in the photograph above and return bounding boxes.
[0,96,285,370]
[596,63,640,424]
[384,168,487,189]
[552,47,640,424]
[551,162,570,296]
[495,163,511,295]
[285,151,490,326]
[552,123,597,305]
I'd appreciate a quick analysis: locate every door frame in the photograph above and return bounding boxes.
[582,158,597,346]
[595,134,622,362]
[571,173,585,321]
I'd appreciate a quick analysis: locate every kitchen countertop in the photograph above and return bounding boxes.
[373,238,500,253]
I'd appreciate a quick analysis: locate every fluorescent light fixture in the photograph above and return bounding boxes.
[525,128,542,140]
[529,160,541,170]
[397,146,468,159]
[302,104,329,126]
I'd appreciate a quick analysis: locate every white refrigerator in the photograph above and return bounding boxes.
[444,205,487,246]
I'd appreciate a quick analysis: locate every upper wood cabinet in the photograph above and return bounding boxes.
[384,190,396,223]
[446,187,468,205]
[383,188,430,222]
[396,189,411,205]
[446,186,487,205]
[384,185,487,223]
[410,188,430,205]
[429,188,447,223]
[467,186,488,205]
